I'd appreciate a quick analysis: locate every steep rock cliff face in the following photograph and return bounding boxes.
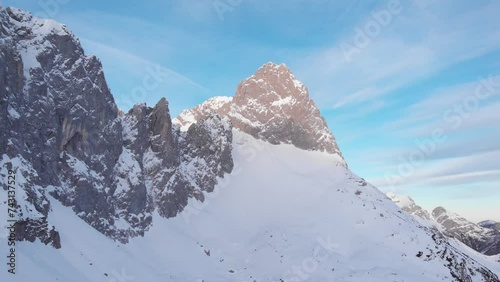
[122,99,233,219]
[0,7,233,245]
[433,207,500,256]
[174,62,345,162]
[0,6,121,247]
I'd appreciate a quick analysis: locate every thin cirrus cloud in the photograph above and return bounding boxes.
[293,0,500,111]
[53,9,216,115]
[369,150,500,193]
[80,38,205,89]
[384,75,500,136]
[333,100,387,123]
[392,99,500,141]
[79,38,209,114]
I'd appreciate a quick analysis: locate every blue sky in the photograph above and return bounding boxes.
[5,0,500,222]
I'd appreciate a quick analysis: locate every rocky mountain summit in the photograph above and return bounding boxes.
[174,62,345,162]
[433,207,500,256]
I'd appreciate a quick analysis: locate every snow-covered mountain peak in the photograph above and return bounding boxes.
[431,206,494,234]
[174,62,345,159]
[4,7,33,22]
[386,192,414,207]
[173,96,232,131]
[386,193,432,220]
[3,7,72,38]
[252,62,307,88]
[388,194,500,256]
[238,61,307,102]
[481,220,499,226]
[431,207,500,255]
[257,61,292,73]
[0,6,89,96]
[432,206,463,225]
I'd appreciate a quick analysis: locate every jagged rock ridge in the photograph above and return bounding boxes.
[0,7,233,244]
[388,193,500,256]
[433,207,500,256]
[387,192,432,220]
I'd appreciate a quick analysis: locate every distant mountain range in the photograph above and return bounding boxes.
[479,220,500,231]
[388,193,500,256]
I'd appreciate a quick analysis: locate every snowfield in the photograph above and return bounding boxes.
[1,130,499,281]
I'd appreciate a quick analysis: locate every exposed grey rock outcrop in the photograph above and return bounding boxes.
[0,7,233,245]
[424,228,499,282]
[388,193,500,256]
[122,99,233,219]
[174,62,345,162]
[479,220,500,231]
[433,207,500,256]
[15,218,61,249]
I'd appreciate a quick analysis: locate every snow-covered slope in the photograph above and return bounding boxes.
[1,131,499,281]
[386,193,432,221]
[388,193,500,256]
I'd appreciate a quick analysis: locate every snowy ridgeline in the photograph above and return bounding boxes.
[388,193,500,256]
[0,131,499,281]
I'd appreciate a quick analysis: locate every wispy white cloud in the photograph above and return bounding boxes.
[370,149,500,188]
[293,0,500,109]
[385,82,500,141]
[81,38,208,91]
[52,9,219,115]
[333,86,396,109]
[334,100,387,122]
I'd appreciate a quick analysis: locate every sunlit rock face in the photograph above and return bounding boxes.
[174,62,345,162]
